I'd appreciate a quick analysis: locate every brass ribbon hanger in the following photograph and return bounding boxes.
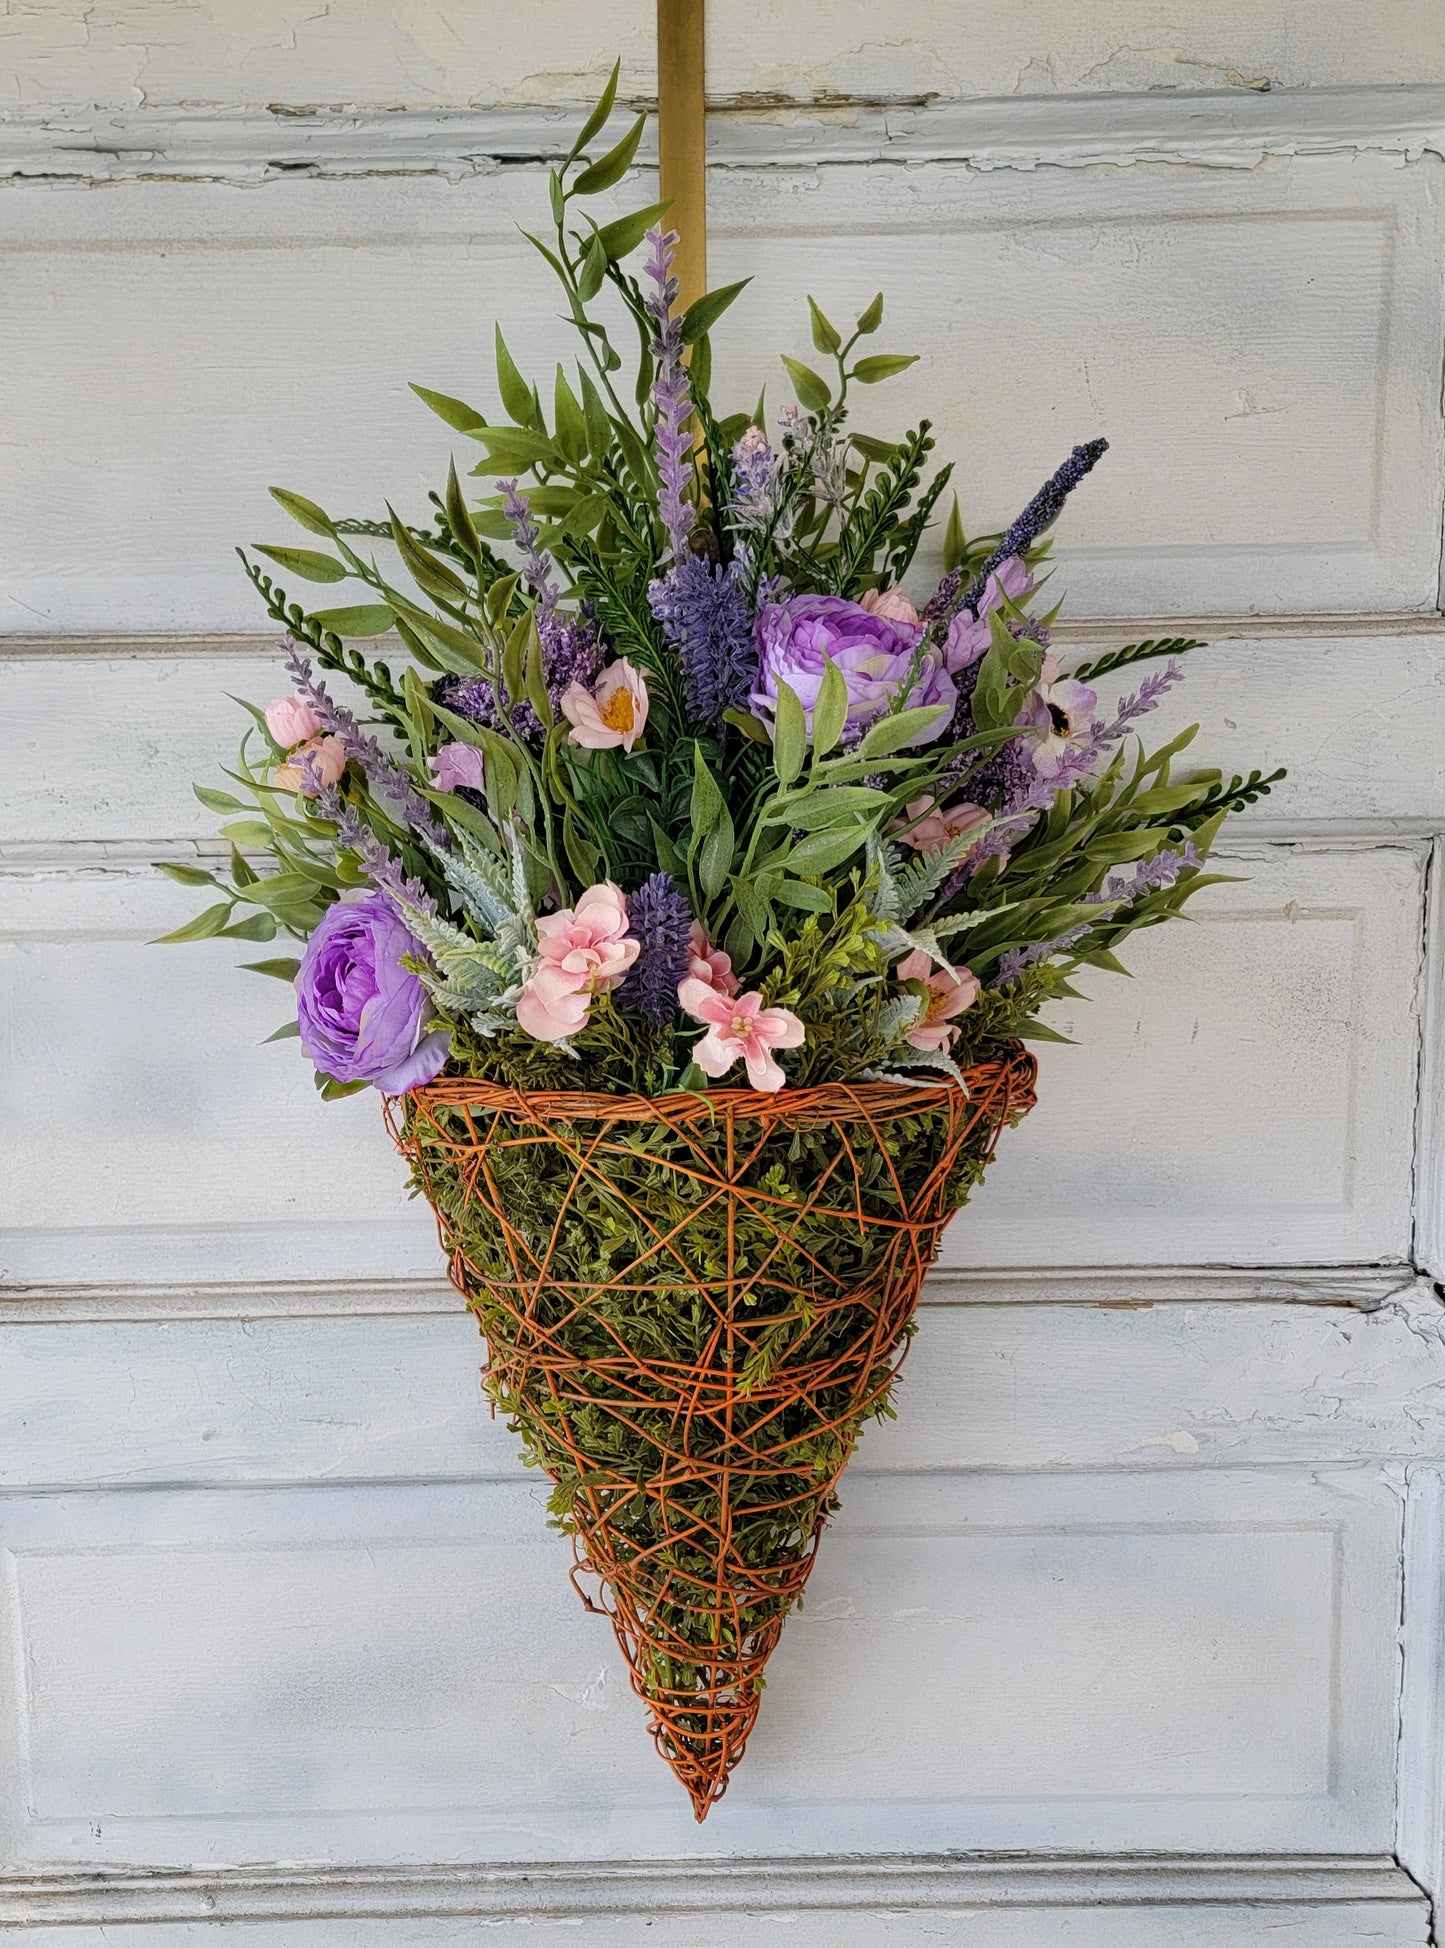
[656,0,707,313]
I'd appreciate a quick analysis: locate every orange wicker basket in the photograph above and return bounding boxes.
[387,1047,1036,1817]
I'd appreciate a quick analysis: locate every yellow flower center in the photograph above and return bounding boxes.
[599,689,636,733]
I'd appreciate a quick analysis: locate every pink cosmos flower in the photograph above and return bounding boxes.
[942,556,1035,673]
[1016,652,1098,779]
[429,742,486,793]
[861,584,922,630]
[515,881,639,1043]
[895,948,981,1054]
[560,659,650,753]
[264,694,323,750]
[274,734,347,794]
[896,796,990,857]
[685,922,738,999]
[678,979,806,1092]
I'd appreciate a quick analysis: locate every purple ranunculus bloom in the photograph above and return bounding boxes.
[295,892,450,1093]
[943,555,1035,673]
[750,593,955,746]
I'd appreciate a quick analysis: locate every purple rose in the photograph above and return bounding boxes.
[750,593,955,746]
[295,892,450,1093]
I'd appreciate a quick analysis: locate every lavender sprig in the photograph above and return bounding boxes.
[283,641,451,848]
[618,872,694,1025]
[643,226,694,565]
[311,785,440,919]
[649,554,756,732]
[926,439,1109,626]
[500,479,560,617]
[997,922,1094,983]
[1093,659,1185,747]
[1094,843,1202,905]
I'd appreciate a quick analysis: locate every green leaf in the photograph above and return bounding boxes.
[852,353,919,384]
[263,1020,301,1042]
[243,956,302,981]
[810,655,848,759]
[773,878,832,913]
[854,704,948,759]
[220,910,280,941]
[780,354,831,414]
[579,369,611,457]
[782,824,869,876]
[596,200,671,263]
[317,1073,369,1099]
[155,861,220,888]
[409,383,487,432]
[494,325,536,428]
[572,111,646,194]
[445,458,483,570]
[387,505,469,603]
[576,231,609,301]
[151,902,232,944]
[563,807,601,884]
[566,59,621,163]
[468,425,557,470]
[269,487,335,537]
[1085,829,1171,864]
[850,433,900,464]
[768,785,893,829]
[855,291,884,335]
[553,366,587,465]
[253,544,348,584]
[245,872,325,909]
[1018,1019,1075,1045]
[680,278,750,345]
[307,603,395,638]
[193,784,246,814]
[808,296,842,355]
[523,618,555,727]
[723,706,771,744]
[942,494,967,572]
[502,609,531,701]
[770,681,807,787]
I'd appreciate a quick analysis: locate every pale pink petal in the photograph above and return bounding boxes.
[691,1025,739,1076]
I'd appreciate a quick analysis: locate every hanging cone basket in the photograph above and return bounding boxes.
[387,1048,1036,1819]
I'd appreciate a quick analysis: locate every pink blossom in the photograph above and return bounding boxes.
[685,922,738,999]
[895,948,980,1054]
[679,980,806,1092]
[1016,652,1098,779]
[560,659,650,753]
[265,694,323,750]
[429,742,486,793]
[895,796,990,857]
[515,881,639,1043]
[274,734,347,794]
[942,556,1035,674]
[861,584,921,629]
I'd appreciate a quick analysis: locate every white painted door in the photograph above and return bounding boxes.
[4,10,1445,1943]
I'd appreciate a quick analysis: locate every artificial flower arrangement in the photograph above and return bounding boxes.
[162,68,1280,1817]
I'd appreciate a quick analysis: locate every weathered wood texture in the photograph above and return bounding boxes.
[4,33,1445,1945]
[5,0,1443,109]
[2,146,1442,630]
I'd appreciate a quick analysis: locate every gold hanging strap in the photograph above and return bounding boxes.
[656,0,707,313]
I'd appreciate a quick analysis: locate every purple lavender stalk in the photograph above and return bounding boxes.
[500,479,560,616]
[618,872,693,1025]
[1097,843,1202,904]
[996,922,1094,983]
[649,554,757,732]
[283,641,452,849]
[643,225,695,565]
[1093,660,1185,747]
[926,439,1109,626]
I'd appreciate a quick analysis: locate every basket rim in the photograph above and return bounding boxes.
[394,1046,1033,1127]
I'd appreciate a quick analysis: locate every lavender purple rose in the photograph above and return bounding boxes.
[295,892,451,1092]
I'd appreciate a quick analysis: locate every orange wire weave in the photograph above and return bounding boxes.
[387,1049,1036,1818]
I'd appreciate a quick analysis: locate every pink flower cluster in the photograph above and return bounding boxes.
[516,882,639,1043]
[265,694,346,794]
[895,949,980,1053]
[678,934,804,1092]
